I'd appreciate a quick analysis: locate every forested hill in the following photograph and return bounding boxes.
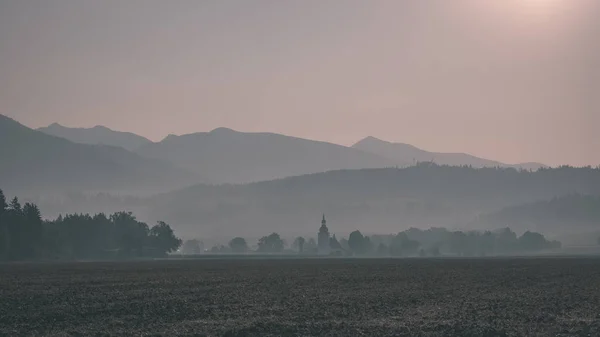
[148,164,600,238]
[0,114,200,195]
[480,194,600,232]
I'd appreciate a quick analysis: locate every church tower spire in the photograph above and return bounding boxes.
[318,213,330,255]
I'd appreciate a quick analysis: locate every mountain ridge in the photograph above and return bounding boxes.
[352,136,546,170]
[38,123,152,152]
[34,120,547,185]
[1,115,200,195]
[135,128,396,184]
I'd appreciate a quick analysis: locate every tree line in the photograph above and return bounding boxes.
[180,227,562,257]
[323,227,561,257]
[366,227,562,257]
[0,189,182,261]
[181,233,290,255]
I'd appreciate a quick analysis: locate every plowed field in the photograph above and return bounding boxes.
[1,258,599,336]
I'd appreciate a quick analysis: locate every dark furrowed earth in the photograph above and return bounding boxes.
[1,258,600,337]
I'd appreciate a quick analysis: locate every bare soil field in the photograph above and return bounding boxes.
[1,257,599,336]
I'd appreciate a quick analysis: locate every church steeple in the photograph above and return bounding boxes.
[318,213,330,255]
[319,214,328,234]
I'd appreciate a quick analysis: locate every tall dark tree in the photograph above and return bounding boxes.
[0,190,6,211]
[329,235,341,250]
[495,228,518,254]
[229,237,248,253]
[90,213,114,255]
[389,232,420,257]
[293,236,306,253]
[148,221,182,256]
[58,213,94,257]
[9,197,21,213]
[23,203,43,258]
[478,231,495,256]
[518,231,558,252]
[0,189,8,259]
[111,212,148,257]
[5,196,25,259]
[305,238,317,253]
[0,190,6,217]
[257,233,284,253]
[348,230,372,255]
[376,243,388,256]
[181,239,203,255]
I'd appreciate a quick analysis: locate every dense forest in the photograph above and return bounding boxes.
[0,189,181,261]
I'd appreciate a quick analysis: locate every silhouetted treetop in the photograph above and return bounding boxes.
[229,237,249,253]
[257,233,284,253]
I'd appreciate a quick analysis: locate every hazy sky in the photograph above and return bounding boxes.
[1,0,598,166]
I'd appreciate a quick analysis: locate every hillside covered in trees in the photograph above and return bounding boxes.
[479,194,600,232]
[148,164,600,238]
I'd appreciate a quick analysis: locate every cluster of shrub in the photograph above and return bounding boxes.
[182,227,562,257]
[0,189,182,261]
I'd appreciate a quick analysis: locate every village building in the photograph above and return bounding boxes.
[318,214,346,256]
[318,214,330,255]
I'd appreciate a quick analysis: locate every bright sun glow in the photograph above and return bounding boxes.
[508,0,566,17]
[475,0,577,32]
[521,0,564,13]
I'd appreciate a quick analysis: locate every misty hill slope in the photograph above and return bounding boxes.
[135,128,395,184]
[0,115,199,194]
[353,136,546,170]
[147,164,600,238]
[479,194,600,233]
[38,123,152,152]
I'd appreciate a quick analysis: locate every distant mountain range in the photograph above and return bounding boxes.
[38,123,152,152]
[135,128,393,184]
[352,136,545,170]
[36,122,546,185]
[7,116,595,239]
[0,115,199,195]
